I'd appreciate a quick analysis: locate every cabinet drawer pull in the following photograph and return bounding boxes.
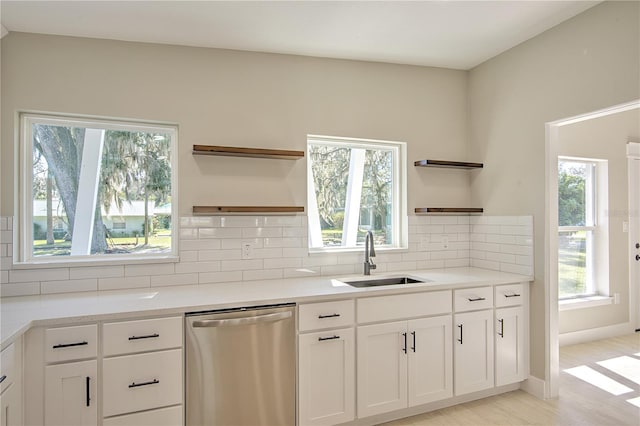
[457,324,463,344]
[318,313,340,319]
[52,341,88,349]
[467,297,486,302]
[498,319,504,338]
[128,379,159,388]
[128,333,160,341]
[402,332,407,354]
[0,375,6,384]
[86,377,91,407]
[504,293,521,298]
[411,331,416,353]
[318,335,340,341]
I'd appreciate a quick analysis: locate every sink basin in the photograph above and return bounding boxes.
[343,276,424,288]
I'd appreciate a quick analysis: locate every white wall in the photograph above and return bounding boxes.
[469,1,639,382]
[0,32,469,217]
[557,109,640,334]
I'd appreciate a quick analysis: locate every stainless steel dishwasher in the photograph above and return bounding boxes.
[185,303,296,426]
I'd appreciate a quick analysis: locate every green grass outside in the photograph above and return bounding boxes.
[33,235,171,256]
[558,231,587,298]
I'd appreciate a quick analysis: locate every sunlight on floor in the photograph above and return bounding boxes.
[627,396,640,408]
[563,365,633,395]
[597,356,640,386]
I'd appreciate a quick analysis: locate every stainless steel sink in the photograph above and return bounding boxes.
[343,276,424,288]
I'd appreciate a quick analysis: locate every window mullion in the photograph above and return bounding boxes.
[341,148,366,247]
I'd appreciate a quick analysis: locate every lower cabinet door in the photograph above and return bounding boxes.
[495,306,526,386]
[407,315,453,406]
[454,310,494,396]
[357,321,408,418]
[45,360,98,426]
[298,328,355,426]
[103,405,183,426]
[1,383,23,426]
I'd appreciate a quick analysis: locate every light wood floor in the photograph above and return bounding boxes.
[383,333,640,425]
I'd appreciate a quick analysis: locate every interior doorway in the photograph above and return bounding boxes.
[628,142,640,331]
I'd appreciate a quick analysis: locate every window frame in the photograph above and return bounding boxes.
[17,112,179,266]
[306,134,408,253]
[557,157,608,300]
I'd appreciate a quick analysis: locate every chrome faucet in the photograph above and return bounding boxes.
[364,231,376,275]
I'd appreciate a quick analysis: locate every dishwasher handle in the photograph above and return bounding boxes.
[192,310,292,327]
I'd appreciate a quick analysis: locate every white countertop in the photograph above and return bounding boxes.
[0,267,532,349]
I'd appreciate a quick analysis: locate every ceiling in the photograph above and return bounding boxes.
[0,1,600,70]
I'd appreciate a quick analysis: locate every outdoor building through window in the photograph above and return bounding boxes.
[558,157,608,299]
[19,113,177,263]
[307,135,407,251]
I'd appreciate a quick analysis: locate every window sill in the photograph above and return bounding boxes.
[11,255,179,269]
[559,295,614,311]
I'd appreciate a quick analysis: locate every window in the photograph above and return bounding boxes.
[307,135,407,251]
[19,113,178,264]
[558,158,608,299]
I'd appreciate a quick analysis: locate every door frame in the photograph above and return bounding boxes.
[544,99,639,399]
[628,142,640,330]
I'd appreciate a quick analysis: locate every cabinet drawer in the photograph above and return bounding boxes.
[103,317,182,356]
[0,343,16,393]
[103,405,183,426]
[357,290,451,324]
[103,349,183,417]
[45,324,97,363]
[495,283,525,308]
[299,300,354,331]
[454,287,493,312]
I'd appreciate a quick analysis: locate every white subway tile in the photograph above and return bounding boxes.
[470,259,500,271]
[470,250,486,260]
[457,216,471,225]
[179,251,199,262]
[486,216,520,225]
[283,227,307,238]
[430,251,459,260]
[198,249,240,261]
[282,248,308,258]
[221,216,263,228]
[320,264,356,276]
[264,258,302,269]
[386,261,417,272]
[264,237,300,248]
[6,218,12,230]
[252,248,283,259]
[470,233,486,242]
[175,261,221,274]
[220,259,263,271]
[472,224,500,234]
[198,228,242,239]
[1,257,12,270]
[486,252,516,264]
[1,282,40,297]
[125,263,175,277]
[0,217,6,231]
[416,260,445,270]
[518,216,533,226]
[10,268,68,283]
[429,216,459,225]
[514,235,534,246]
[337,253,364,264]
[375,253,403,263]
[151,273,198,287]
[242,227,283,238]
[179,228,198,240]
[500,244,533,256]
[199,271,242,284]
[457,233,470,242]
[283,267,320,278]
[98,276,150,291]
[70,265,124,280]
[0,244,6,257]
[486,234,516,244]
[500,263,533,276]
[263,216,302,227]
[445,258,470,268]
[302,255,339,267]
[0,271,7,284]
[444,224,469,234]
[457,250,470,259]
[516,255,533,266]
[469,216,487,225]
[0,231,12,243]
[401,252,430,262]
[417,225,444,234]
[243,269,282,281]
[180,239,222,251]
[41,279,98,294]
[471,242,500,253]
[500,225,533,236]
[180,216,220,228]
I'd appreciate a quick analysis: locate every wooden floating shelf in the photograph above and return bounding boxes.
[414,159,483,169]
[193,145,304,160]
[415,208,484,214]
[193,206,305,214]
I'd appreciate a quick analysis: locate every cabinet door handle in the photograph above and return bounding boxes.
[318,313,340,319]
[504,293,521,298]
[128,333,160,341]
[52,341,88,349]
[411,331,416,352]
[128,379,159,388]
[467,297,486,302]
[318,335,340,341]
[402,332,407,354]
[498,319,504,338]
[86,377,91,407]
[0,375,6,384]
[457,324,463,344]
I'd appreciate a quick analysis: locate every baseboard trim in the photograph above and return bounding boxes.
[559,322,634,346]
[520,375,546,399]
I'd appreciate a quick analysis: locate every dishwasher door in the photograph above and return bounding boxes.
[185,304,296,426]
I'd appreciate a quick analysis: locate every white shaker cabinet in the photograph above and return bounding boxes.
[44,360,98,426]
[298,300,355,426]
[1,339,23,426]
[453,309,495,396]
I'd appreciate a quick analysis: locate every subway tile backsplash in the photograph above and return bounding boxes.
[0,215,533,297]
